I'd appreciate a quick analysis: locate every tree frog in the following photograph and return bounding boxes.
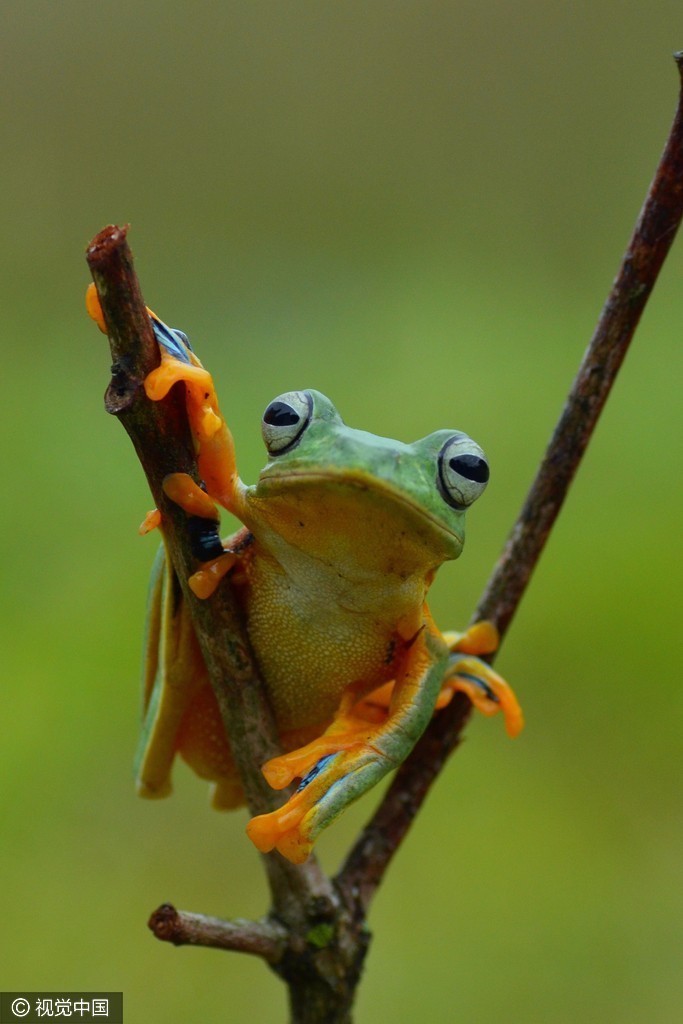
[87,285,523,864]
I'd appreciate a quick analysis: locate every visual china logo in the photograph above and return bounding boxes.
[0,995,123,1024]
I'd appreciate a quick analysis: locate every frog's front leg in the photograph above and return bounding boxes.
[246,609,448,864]
[144,351,241,515]
[151,471,249,599]
[438,622,524,738]
[86,283,242,516]
[140,313,251,593]
[342,622,524,738]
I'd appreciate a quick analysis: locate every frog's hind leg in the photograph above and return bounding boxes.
[136,545,206,799]
[136,544,245,807]
[175,681,245,810]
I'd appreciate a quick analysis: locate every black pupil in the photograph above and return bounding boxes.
[449,454,489,483]
[264,401,300,427]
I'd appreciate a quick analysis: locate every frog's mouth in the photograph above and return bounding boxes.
[256,467,464,555]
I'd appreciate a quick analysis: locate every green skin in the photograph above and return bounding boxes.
[235,391,487,729]
[137,386,497,861]
[252,389,470,559]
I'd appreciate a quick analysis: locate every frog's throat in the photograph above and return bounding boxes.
[256,468,464,548]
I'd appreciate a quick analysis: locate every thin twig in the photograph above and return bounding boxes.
[473,53,683,639]
[337,53,683,910]
[148,904,287,962]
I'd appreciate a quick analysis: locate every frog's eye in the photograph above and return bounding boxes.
[437,435,490,510]
[262,391,313,455]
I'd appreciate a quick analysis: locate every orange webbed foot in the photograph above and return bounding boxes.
[261,713,375,791]
[188,553,238,599]
[438,621,524,737]
[247,741,385,863]
[247,714,391,862]
[247,793,315,864]
[442,620,500,657]
[163,473,219,520]
[439,653,524,738]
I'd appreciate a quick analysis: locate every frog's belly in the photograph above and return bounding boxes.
[244,572,397,732]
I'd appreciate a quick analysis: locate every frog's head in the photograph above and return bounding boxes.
[247,390,489,574]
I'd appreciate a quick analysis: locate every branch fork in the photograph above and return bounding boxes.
[87,54,683,1023]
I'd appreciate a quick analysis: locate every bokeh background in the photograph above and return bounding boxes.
[2,3,682,1022]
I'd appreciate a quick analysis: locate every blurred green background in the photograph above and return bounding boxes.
[2,3,682,1021]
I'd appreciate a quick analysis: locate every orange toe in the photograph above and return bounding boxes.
[85,283,107,334]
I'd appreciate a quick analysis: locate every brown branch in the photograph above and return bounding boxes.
[148,904,287,962]
[337,52,683,910]
[87,226,280,808]
[86,226,334,921]
[87,226,370,1023]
